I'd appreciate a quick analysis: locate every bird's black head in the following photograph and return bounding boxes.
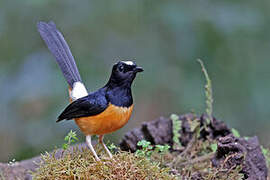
[107,61,143,87]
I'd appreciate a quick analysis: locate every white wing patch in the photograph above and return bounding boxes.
[121,61,135,66]
[71,81,88,100]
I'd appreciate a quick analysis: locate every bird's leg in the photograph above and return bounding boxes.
[99,135,113,158]
[86,135,100,161]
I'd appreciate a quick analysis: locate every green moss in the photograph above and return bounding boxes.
[32,145,175,180]
[170,114,183,150]
[197,59,213,125]
[261,146,270,173]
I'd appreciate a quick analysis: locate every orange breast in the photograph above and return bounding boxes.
[74,103,133,135]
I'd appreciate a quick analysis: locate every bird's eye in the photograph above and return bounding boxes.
[119,65,124,72]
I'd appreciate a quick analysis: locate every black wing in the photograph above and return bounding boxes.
[57,92,108,122]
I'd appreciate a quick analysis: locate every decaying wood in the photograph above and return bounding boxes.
[120,114,268,180]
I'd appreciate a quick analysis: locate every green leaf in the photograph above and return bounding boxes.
[146,151,152,157]
[164,144,170,150]
[261,146,270,168]
[64,136,69,141]
[137,140,151,148]
[155,144,170,153]
[108,143,117,151]
[62,143,68,150]
[155,145,163,151]
[232,128,240,138]
[261,146,270,156]
[137,140,143,146]
[63,130,78,150]
[210,143,218,152]
[135,150,145,157]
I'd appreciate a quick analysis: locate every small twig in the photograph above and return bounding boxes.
[178,152,215,167]
[169,134,198,167]
[227,164,237,174]
[221,153,239,169]
[179,136,196,157]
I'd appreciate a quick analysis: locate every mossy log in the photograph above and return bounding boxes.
[0,114,268,179]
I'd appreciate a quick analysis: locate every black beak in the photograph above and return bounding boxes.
[134,66,144,73]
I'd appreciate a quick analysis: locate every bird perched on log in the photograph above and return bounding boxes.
[37,21,143,161]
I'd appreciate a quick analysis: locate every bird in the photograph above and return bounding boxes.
[37,21,143,161]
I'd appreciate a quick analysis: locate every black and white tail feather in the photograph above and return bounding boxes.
[38,21,110,161]
[37,21,88,100]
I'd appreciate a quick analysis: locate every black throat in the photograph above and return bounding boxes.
[104,81,133,108]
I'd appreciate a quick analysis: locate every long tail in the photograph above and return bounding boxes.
[37,21,82,87]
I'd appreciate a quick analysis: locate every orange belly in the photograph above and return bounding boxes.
[74,103,133,135]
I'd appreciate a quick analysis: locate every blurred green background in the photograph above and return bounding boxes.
[1,0,270,162]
